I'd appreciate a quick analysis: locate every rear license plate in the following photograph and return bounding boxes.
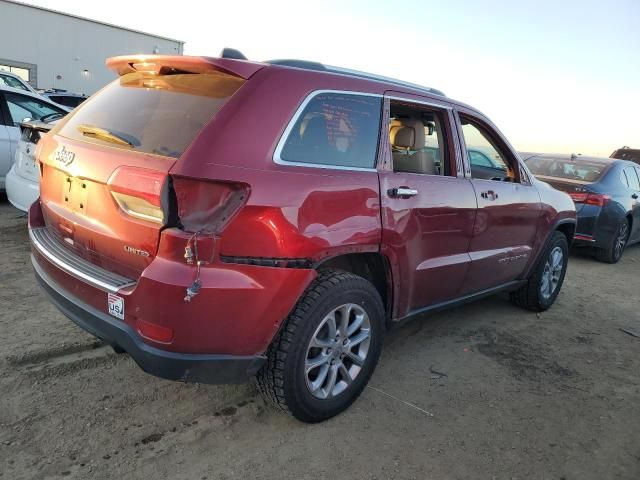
[63,176,90,213]
[108,293,124,320]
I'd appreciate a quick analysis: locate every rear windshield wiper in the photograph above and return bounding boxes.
[77,124,134,147]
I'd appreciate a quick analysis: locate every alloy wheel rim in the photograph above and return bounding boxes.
[540,246,564,300]
[304,303,371,400]
[614,223,629,259]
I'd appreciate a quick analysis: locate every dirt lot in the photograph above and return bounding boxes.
[0,194,638,480]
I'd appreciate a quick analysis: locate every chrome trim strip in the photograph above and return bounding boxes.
[386,95,453,110]
[273,90,382,173]
[29,228,136,293]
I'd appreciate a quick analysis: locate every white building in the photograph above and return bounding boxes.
[0,0,184,94]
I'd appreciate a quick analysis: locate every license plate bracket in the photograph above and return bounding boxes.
[63,176,89,213]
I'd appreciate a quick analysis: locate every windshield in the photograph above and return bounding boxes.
[526,156,608,182]
[56,71,245,158]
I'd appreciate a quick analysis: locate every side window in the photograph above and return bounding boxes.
[0,74,29,91]
[279,92,382,169]
[620,169,630,188]
[624,167,640,190]
[459,115,516,181]
[4,92,64,126]
[389,102,451,176]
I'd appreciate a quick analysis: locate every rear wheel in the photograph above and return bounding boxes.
[595,219,630,264]
[256,269,384,423]
[510,231,569,312]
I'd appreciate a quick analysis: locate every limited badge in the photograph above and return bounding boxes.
[107,293,124,320]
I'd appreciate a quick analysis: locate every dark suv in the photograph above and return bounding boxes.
[29,51,576,422]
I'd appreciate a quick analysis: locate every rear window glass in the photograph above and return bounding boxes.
[279,92,382,169]
[526,157,608,182]
[57,71,245,158]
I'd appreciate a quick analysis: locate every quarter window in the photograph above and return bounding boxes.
[624,167,640,190]
[279,92,382,169]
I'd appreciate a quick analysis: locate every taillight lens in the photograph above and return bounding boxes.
[172,176,249,234]
[108,166,167,224]
[568,192,610,207]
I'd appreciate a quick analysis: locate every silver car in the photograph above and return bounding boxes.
[0,85,69,190]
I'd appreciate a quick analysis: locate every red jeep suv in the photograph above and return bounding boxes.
[29,51,576,422]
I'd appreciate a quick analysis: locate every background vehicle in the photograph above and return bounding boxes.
[41,90,88,109]
[525,153,640,263]
[0,85,68,190]
[6,118,58,211]
[610,146,640,165]
[29,52,575,423]
[0,70,39,94]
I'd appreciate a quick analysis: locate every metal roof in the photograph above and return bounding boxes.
[1,0,184,44]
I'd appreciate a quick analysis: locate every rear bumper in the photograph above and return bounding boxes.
[33,255,265,384]
[5,165,39,212]
[573,205,623,248]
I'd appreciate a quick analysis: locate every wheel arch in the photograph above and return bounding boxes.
[314,252,393,323]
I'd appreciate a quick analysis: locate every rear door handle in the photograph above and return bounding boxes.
[480,190,499,201]
[632,193,639,200]
[388,187,418,198]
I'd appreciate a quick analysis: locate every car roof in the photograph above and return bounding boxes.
[106,53,488,117]
[43,92,87,97]
[0,84,72,111]
[521,152,618,164]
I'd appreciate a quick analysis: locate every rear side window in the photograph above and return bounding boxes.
[278,92,382,169]
[623,167,640,190]
[57,71,245,158]
[4,92,65,126]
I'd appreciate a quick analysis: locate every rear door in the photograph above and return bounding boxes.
[37,64,248,279]
[623,166,640,242]
[455,109,542,293]
[379,93,477,318]
[0,94,12,182]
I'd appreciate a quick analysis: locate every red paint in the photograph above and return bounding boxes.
[31,54,575,361]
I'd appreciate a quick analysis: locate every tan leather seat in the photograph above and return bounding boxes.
[390,118,437,175]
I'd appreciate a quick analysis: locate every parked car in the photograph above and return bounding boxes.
[524,153,640,263]
[0,86,69,190]
[5,118,58,211]
[42,90,88,109]
[0,70,39,95]
[29,51,575,423]
[610,146,640,165]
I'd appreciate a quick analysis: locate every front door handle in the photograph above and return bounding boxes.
[388,187,418,198]
[480,190,499,201]
[632,193,639,200]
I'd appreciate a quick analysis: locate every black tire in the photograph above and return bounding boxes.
[595,219,630,264]
[510,231,569,312]
[256,268,385,423]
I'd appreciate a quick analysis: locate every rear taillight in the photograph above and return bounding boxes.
[108,166,167,224]
[568,192,610,207]
[171,176,249,234]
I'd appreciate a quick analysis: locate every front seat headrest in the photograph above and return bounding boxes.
[390,118,425,150]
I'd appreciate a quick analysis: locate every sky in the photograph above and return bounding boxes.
[20,0,640,156]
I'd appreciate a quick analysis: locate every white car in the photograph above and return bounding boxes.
[1,85,69,196]
[0,71,39,95]
[6,118,59,211]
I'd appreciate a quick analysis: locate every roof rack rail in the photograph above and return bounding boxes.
[218,49,445,97]
[266,59,445,97]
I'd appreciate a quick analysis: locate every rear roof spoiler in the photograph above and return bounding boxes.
[106,55,264,79]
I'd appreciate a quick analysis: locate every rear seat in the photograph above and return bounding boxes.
[390,118,437,175]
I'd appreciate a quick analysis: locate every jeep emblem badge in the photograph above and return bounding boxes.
[54,146,75,166]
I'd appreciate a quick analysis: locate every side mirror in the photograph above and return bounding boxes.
[22,117,32,123]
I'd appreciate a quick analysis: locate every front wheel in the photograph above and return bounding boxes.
[510,231,569,312]
[256,269,385,423]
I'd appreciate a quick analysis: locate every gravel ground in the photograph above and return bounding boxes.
[0,193,639,480]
